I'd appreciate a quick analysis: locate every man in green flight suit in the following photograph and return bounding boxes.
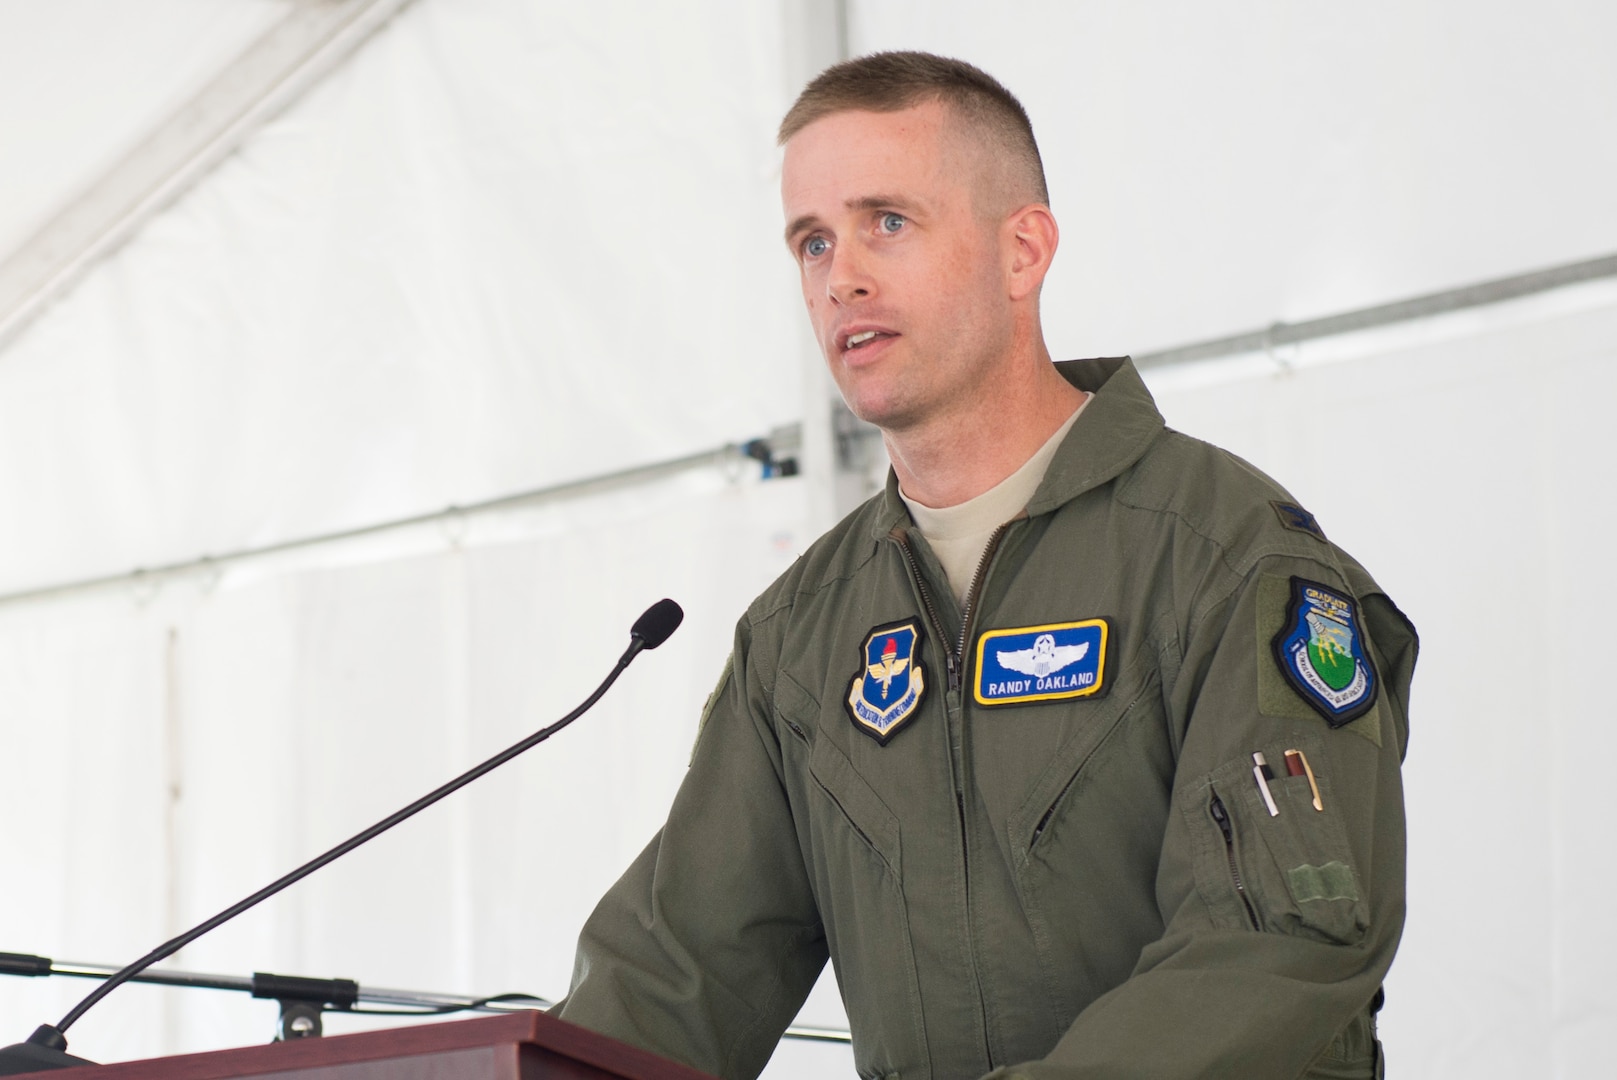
[556,51,1415,1080]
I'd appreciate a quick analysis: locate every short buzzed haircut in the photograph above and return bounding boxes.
[778,51,1049,207]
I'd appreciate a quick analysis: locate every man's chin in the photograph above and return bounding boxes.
[828,363,930,432]
[839,392,919,434]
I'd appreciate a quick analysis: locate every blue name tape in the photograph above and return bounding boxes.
[974,619,1109,707]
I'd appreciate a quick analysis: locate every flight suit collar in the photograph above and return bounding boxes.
[870,356,1166,539]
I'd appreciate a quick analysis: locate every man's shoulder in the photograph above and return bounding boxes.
[1110,428,1415,704]
[1114,425,1362,582]
[1045,356,1349,578]
[742,491,889,630]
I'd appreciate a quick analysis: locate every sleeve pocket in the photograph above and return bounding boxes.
[1192,732,1369,946]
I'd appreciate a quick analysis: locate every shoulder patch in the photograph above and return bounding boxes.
[1271,578,1378,726]
[845,620,927,745]
[974,619,1110,707]
[1271,500,1326,540]
[690,655,733,765]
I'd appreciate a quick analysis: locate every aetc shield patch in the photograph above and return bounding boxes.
[1272,578,1379,726]
[846,620,927,745]
[974,619,1109,707]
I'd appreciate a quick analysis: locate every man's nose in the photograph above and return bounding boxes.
[826,243,874,306]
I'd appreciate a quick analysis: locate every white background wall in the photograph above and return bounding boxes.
[1,1,1614,1076]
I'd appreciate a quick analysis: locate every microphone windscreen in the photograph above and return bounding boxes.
[631,599,684,649]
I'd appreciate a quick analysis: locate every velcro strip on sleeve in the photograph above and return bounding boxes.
[1286,861,1361,904]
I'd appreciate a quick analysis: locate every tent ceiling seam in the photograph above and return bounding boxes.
[0,440,783,610]
[0,0,419,355]
[1136,251,1617,369]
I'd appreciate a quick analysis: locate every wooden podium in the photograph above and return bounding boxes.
[40,1012,717,1080]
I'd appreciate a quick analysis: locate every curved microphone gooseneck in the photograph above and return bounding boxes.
[0,599,683,1074]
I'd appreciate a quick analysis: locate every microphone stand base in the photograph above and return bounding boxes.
[0,1026,96,1075]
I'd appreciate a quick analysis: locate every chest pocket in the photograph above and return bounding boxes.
[1002,659,1171,1022]
[774,671,927,1079]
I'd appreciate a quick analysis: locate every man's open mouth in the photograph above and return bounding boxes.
[843,330,894,352]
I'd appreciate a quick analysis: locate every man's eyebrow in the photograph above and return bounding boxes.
[783,194,923,248]
[847,194,917,215]
[783,213,820,248]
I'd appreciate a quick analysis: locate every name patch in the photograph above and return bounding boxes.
[1271,578,1378,726]
[974,619,1109,707]
[845,620,928,745]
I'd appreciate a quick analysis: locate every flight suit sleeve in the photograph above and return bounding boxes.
[553,615,828,1080]
[988,556,1416,1080]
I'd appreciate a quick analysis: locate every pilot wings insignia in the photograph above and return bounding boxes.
[996,633,1088,678]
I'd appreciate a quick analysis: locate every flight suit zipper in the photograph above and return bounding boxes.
[1209,790,1261,931]
[893,521,1014,1069]
[893,523,1014,693]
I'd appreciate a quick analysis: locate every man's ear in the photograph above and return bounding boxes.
[1004,204,1058,301]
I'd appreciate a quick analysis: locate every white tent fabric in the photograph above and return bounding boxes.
[0,0,804,597]
[1,1,1615,1077]
[0,468,811,1062]
[856,0,1617,356]
[0,0,287,258]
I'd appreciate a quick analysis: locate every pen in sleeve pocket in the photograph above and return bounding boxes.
[1251,752,1279,817]
[1284,748,1324,811]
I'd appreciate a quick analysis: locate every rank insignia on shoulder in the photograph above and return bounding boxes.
[1271,578,1378,726]
[1271,500,1326,540]
[846,620,927,745]
[974,619,1109,707]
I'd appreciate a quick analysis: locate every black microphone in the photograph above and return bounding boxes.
[630,597,683,651]
[0,600,683,1075]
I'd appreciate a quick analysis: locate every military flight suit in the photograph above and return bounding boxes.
[557,356,1416,1080]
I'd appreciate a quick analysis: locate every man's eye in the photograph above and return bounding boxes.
[880,212,906,233]
[803,235,829,258]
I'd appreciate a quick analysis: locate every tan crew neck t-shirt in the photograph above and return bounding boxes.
[900,393,1090,606]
